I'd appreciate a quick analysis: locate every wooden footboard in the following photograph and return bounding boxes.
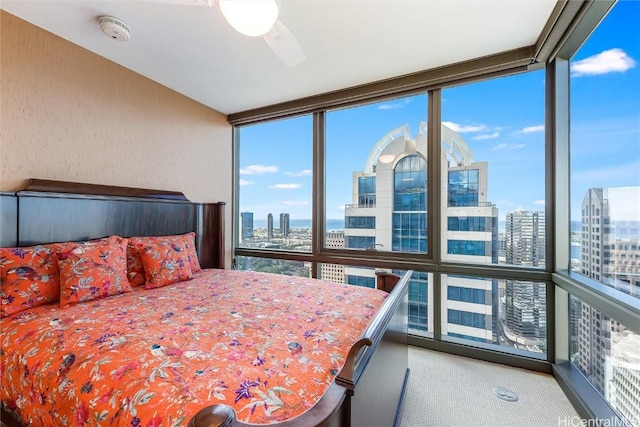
[188,270,412,427]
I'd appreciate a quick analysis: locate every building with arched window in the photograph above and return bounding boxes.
[344,123,499,338]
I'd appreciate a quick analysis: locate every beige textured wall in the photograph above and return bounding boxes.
[0,12,230,199]
[0,12,233,264]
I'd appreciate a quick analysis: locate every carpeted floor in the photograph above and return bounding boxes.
[399,346,579,427]
[0,346,580,427]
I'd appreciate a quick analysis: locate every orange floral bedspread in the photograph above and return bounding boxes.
[0,269,387,426]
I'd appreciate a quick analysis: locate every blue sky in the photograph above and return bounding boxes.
[239,1,639,226]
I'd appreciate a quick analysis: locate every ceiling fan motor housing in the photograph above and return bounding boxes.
[98,16,131,42]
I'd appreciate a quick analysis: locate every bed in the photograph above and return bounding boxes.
[0,179,410,427]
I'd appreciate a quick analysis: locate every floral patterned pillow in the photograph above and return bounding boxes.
[55,236,131,308]
[126,242,146,287]
[125,233,199,287]
[132,238,193,289]
[53,235,115,256]
[180,232,201,273]
[0,245,60,317]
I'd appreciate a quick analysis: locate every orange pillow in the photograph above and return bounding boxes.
[180,232,201,273]
[0,245,60,317]
[126,242,146,287]
[55,237,131,308]
[53,235,116,256]
[128,233,200,287]
[133,239,193,289]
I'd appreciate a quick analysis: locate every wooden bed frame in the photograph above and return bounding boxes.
[0,179,410,427]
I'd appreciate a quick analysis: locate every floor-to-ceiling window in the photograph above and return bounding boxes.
[566,1,640,424]
[440,71,547,358]
[231,1,639,423]
[235,115,313,276]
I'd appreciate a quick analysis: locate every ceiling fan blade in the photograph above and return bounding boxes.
[262,19,306,68]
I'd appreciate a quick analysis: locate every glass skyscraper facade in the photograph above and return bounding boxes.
[505,210,546,345]
[344,122,498,337]
[240,211,253,239]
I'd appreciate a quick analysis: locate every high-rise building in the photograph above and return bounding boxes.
[280,213,290,237]
[577,187,640,418]
[267,213,274,240]
[506,210,545,268]
[321,231,345,283]
[240,211,254,239]
[608,332,640,425]
[504,210,546,342]
[442,158,499,343]
[580,187,640,296]
[344,122,498,338]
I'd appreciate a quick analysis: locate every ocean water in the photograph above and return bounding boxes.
[253,219,344,231]
[571,242,581,260]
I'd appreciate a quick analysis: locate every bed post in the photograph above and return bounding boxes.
[197,202,226,269]
[188,404,236,427]
[375,270,401,292]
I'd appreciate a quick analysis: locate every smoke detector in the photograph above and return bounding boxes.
[98,16,131,42]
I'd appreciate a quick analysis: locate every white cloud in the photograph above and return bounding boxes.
[240,164,279,175]
[518,125,545,133]
[283,200,309,206]
[492,143,526,151]
[442,121,487,133]
[285,169,312,176]
[338,204,346,211]
[378,98,412,110]
[472,132,500,140]
[239,179,254,186]
[534,200,545,206]
[571,48,636,77]
[269,183,302,190]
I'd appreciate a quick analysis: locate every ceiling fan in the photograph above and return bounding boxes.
[124,0,306,67]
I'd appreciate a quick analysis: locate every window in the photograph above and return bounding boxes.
[345,236,375,249]
[447,240,486,256]
[325,94,428,255]
[345,275,375,288]
[346,216,375,229]
[358,177,376,207]
[569,1,639,302]
[448,286,486,304]
[448,216,492,232]
[448,309,486,329]
[441,71,545,267]
[235,256,310,278]
[569,296,638,426]
[230,12,640,419]
[237,115,313,253]
[393,270,433,337]
[559,5,640,424]
[442,274,546,358]
[394,155,427,211]
[448,170,479,207]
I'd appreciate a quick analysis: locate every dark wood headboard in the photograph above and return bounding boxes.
[0,179,225,269]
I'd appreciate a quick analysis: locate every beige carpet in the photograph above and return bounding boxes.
[400,346,579,427]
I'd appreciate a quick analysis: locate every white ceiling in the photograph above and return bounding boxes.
[1,0,558,115]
